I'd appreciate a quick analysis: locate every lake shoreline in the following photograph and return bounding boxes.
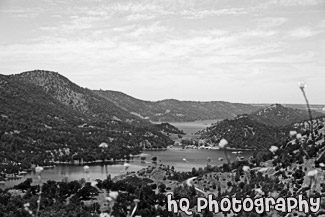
[1,148,256,188]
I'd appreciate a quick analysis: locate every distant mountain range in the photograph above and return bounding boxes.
[3,70,271,123]
[95,90,260,122]
[200,104,324,149]
[6,70,323,124]
[1,70,324,153]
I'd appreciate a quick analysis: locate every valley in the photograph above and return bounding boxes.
[1,70,325,217]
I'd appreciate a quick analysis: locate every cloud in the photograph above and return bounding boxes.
[129,24,169,37]
[0,8,40,18]
[247,52,315,63]
[288,27,318,38]
[238,30,277,38]
[1,0,325,103]
[181,8,248,19]
[125,13,155,21]
[256,17,288,28]
[111,2,162,13]
[259,0,323,7]
[318,19,325,29]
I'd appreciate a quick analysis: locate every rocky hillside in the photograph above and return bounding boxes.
[12,70,261,123]
[200,104,324,149]
[200,116,289,149]
[11,70,146,125]
[254,103,325,113]
[95,90,259,122]
[0,73,85,126]
[0,71,176,174]
[248,104,324,127]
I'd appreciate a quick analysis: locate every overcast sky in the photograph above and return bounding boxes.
[0,0,324,104]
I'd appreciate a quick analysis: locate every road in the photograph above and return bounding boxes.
[185,177,208,196]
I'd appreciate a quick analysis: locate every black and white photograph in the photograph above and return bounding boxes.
[0,0,325,216]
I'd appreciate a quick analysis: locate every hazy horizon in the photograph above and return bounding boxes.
[1,0,324,104]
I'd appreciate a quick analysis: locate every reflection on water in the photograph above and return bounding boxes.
[2,149,255,189]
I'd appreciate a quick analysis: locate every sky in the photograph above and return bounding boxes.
[0,0,325,104]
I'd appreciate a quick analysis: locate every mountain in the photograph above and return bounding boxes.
[247,104,324,127]
[0,73,85,127]
[0,71,176,174]
[253,103,325,113]
[11,70,260,123]
[199,104,324,149]
[200,117,289,149]
[4,69,321,163]
[94,90,259,122]
[11,70,146,125]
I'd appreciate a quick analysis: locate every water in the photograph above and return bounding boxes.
[146,148,253,171]
[1,148,254,189]
[168,120,219,135]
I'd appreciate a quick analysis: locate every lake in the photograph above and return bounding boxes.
[168,119,220,135]
[1,148,254,189]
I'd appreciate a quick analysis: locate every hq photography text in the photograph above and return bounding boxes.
[167,194,320,215]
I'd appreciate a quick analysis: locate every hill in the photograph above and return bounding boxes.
[94,90,259,122]
[11,70,146,125]
[253,103,325,113]
[248,104,324,127]
[11,70,260,123]
[0,71,175,174]
[200,116,289,149]
[199,104,324,149]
